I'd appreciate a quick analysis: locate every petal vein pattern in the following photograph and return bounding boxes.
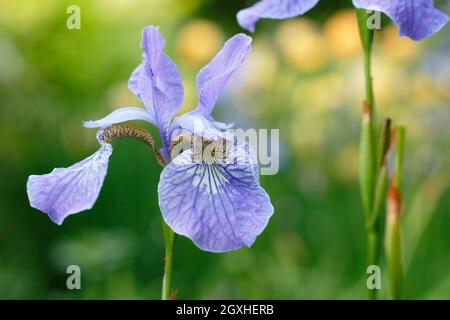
[158,144,273,252]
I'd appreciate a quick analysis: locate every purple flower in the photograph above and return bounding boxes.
[237,0,449,41]
[27,26,274,253]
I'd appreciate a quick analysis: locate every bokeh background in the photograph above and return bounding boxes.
[0,0,449,299]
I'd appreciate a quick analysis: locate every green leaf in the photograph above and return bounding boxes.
[370,165,388,229]
[377,118,392,168]
[394,126,406,193]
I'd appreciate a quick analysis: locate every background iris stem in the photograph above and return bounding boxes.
[356,9,380,300]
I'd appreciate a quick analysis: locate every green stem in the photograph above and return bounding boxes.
[357,9,375,114]
[161,218,176,300]
[357,9,380,300]
[364,47,374,117]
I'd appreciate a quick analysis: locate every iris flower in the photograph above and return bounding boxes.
[237,0,449,41]
[27,26,274,253]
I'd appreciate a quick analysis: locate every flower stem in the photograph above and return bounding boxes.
[356,9,380,300]
[161,218,176,300]
[363,45,374,118]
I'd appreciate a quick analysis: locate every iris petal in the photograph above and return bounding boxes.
[237,0,320,32]
[196,34,252,117]
[352,0,449,41]
[170,111,229,142]
[26,144,112,225]
[158,143,273,252]
[135,26,184,157]
[83,107,155,128]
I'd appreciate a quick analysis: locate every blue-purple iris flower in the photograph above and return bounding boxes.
[27,26,274,253]
[237,0,449,41]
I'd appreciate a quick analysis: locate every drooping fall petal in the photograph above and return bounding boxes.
[353,0,449,41]
[27,144,112,225]
[158,142,273,252]
[237,0,320,32]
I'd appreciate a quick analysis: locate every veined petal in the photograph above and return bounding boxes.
[83,107,155,128]
[158,143,274,252]
[352,0,449,41]
[135,26,184,156]
[237,0,320,32]
[26,144,112,225]
[196,34,252,117]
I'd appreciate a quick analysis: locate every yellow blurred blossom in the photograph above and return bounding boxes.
[176,20,223,66]
[276,19,327,72]
[324,10,361,59]
[381,25,420,63]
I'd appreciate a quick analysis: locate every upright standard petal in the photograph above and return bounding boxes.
[158,142,274,252]
[134,26,184,156]
[237,0,320,32]
[353,0,449,41]
[196,34,252,117]
[83,107,155,128]
[27,144,112,225]
[128,62,143,99]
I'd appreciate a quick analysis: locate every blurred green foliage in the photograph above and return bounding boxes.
[0,0,449,299]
